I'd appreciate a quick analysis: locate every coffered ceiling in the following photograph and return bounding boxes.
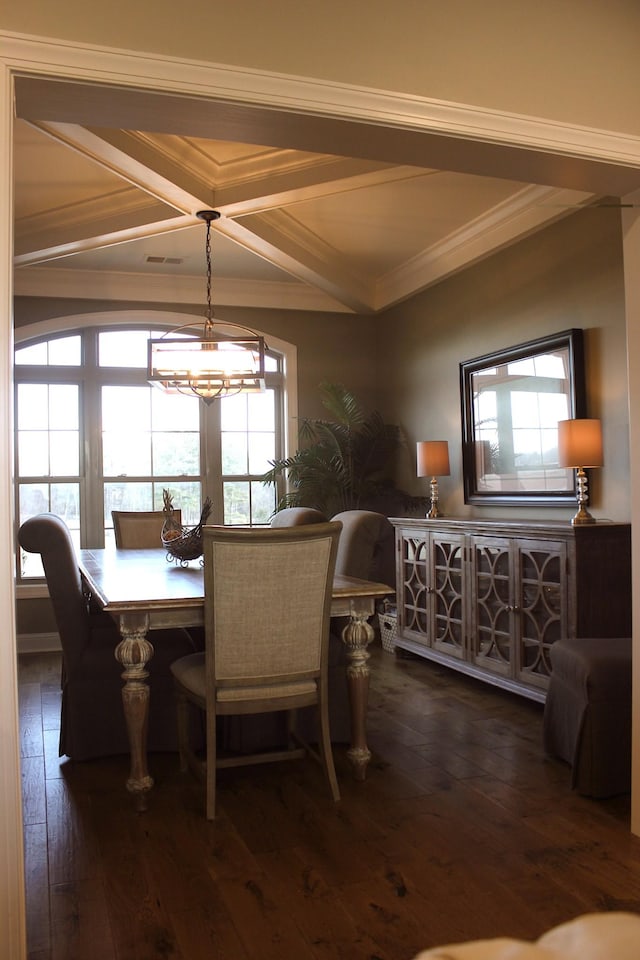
[12,78,612,316]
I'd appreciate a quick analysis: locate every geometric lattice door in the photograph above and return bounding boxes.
[469,536,513,679]
[515,539,566,691]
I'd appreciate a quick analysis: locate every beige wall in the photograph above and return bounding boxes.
[3,1,640,136]
[377,205,630,523]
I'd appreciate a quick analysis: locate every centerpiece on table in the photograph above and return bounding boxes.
[161,489,212,565]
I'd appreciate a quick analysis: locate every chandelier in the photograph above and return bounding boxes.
[148,210,266,404]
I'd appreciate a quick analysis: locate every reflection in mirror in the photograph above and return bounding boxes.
[461,329,586,505]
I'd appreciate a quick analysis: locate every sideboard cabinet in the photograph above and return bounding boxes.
[390,518,631,702]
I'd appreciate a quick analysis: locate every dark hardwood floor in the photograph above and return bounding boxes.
[19,645,640,960]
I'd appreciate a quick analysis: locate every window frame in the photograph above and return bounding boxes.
[14,315,295,583]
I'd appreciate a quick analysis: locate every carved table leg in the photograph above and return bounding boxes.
[114,613,154,811]
[341,609,375,780]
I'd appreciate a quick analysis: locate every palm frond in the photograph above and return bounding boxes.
[262,381,427,516]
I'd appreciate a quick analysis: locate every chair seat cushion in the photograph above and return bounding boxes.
[171,652,317,703]
[218,681,317,702]
[171,652,206,697]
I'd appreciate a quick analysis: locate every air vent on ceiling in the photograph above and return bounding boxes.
[146,256,183,264]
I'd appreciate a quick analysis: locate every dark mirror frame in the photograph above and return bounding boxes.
[460,329,586,506]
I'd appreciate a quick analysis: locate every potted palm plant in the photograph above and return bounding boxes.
[262,381,426,517]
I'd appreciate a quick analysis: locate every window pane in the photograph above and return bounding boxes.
[17,384,49,429]
[221,432,247,475]
[248,432,275,474]
[48,336,82,366]
[50,433,80,475]
[153,432,200,476]
[223,481,250,525]
[49,385,79,429]
[99,330,151,368]
[19,483,51,522]
[18,431,50,475]
[151,387,200,430]
[102,386,151,431]
[103,431,151,475]
[15,336,81,366]
[104,482,154,517]
[50,483,80,524]
[157,482,203,526]
[15,342,48,365]
[220,393,248,430]
[251,480,276,524]
[102,386,152,475]
[248,391,275,431]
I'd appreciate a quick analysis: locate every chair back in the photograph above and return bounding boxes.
[112,509,182,548]
[330,509,396,588]
[270,507,328,527]
[18,513,91,673]
[203,522,341,692]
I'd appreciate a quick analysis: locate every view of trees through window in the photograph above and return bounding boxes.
[15,326,283,579]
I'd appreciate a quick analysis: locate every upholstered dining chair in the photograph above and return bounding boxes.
[224,507,396,752]
[111,509,182,548]
[170,521,343,819]
[270,506,328,527]
[18,513,198,761]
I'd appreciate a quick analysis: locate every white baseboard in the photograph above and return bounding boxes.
[17,632,61,655]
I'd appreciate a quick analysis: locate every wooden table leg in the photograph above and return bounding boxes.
[341,608,375,780]
[114,613,154,811]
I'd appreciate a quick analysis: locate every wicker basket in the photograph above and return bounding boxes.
[378,608,398,653]
[162,494,212,565]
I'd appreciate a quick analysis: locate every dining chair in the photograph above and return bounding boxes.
[225,507,397,753]
[112,509,182,548]
[170,520,343,819]
[18,513,198,760]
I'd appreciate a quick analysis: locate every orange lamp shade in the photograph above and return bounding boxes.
[417,440,450,478]
[557,419,603,468]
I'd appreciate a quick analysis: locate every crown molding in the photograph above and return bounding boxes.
[13,265,352,313]
[377,186,595,309]
[4,30,640,171]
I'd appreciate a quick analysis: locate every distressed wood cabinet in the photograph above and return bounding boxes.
[390,518,631,701]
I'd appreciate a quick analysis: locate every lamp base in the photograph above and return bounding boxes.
[570,505,596,525]
[570,467,596,525]
[425,477,443,519]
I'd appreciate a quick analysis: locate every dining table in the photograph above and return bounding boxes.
[78,546,394,810]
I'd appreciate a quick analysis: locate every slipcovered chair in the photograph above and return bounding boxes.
[18,513,198,761]
[270,506,327,527]
[112,509,181,548]
[171,521,342,819]
[331,509,396,591]
[543,635,632,797]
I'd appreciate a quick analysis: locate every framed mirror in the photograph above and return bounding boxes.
[460,329,586,505]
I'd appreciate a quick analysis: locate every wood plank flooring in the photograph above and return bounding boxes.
[19,646,640,960]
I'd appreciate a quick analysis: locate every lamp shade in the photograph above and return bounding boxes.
[557,419,603,468]
[417,440,450,477]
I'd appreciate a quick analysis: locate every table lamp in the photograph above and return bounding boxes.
[557,418,603,525]
[417,440,450,519]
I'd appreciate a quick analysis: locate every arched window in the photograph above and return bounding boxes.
[15,323,290,580]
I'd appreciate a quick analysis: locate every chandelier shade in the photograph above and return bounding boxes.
[147,210,266,404]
